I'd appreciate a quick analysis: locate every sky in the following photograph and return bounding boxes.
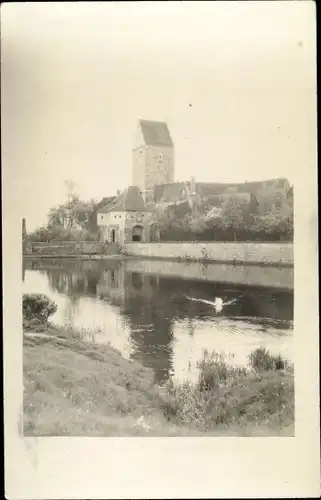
[2,1,316,231]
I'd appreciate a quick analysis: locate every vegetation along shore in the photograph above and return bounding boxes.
[23,293,294,437]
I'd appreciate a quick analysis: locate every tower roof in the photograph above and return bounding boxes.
[139,119,173,147]
[98,186,149,213]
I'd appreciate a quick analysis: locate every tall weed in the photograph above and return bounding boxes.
[248,347,287,372]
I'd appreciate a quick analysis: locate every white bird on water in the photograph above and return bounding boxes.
[186,295,239,313]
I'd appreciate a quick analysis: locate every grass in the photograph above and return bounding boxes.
[23,320,294,437]
[161,351,294,433]
[249,346,289,372]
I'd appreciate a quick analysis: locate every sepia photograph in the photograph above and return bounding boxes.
[2,1,319,498]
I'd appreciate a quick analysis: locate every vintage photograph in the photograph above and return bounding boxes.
[3,2,320,498]
[16,4,298,438]
[4,2,316,446]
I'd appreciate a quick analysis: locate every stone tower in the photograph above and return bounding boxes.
[132,119,174,204]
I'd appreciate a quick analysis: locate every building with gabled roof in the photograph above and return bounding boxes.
[99,186,148,213]
[97,186,158,244]
[97,119,292,243]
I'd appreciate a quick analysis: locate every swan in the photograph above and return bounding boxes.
[186,295,239,313]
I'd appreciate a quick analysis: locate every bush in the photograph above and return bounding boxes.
[23,293,57,322]
[248,347,287,372]
[161,349,293,431]
[197,351,247,391]
[28,226,100,242]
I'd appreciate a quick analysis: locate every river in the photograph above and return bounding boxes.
[23,258,294,385]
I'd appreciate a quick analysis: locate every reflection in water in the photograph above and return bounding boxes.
[23,258,294,385]
[122,276,175,382]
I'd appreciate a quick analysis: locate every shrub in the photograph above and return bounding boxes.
[248,347,287,372]
[197,351,247,391]
[160,349,293,431]
[23,293,57,322]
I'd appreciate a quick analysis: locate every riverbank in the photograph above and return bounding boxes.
[23,253,124,260]
[23,320,294,437]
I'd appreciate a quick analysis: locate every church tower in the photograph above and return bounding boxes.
[132,119,174,204]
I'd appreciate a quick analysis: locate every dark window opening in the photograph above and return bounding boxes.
[132,225,143,242]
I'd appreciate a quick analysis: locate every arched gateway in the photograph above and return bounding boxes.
[132,225,144,242]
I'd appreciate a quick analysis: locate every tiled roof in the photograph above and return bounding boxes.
[155,178,290,205]
[196,178,290,196]
[95,196,117,211]
[98,186,149,213]
[139,119,173,147]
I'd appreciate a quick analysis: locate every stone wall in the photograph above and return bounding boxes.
[124,259,293,290]
[122,242,294,266]
[28,241,120,256]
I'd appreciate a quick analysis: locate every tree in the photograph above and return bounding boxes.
[256,184,287,216]
[47,181,96,234]
[148,204,184,233]
[220,195,253,240]
[251,196,293,241]
[184,213,208,241]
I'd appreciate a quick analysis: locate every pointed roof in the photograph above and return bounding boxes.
[139,119,173,147]
[98,186,149,213]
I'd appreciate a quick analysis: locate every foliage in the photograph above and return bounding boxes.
[197,351,247,391]
[27,180,100,242]
[154,192,293,242]
[187,214,208,240]
[217,196,255,241]
[28,180,293,244]
[161,349,293,431]
[23,293,57,322]
[256,184,287,216]
[250,200,293,240]
[27,226,99,242]
[23,312,294,436]
[47,181,96,233]
[248,347,287,372]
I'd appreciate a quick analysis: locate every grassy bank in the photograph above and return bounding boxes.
[23,320,294,437]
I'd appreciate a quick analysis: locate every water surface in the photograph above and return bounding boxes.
[23,258,294,384]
